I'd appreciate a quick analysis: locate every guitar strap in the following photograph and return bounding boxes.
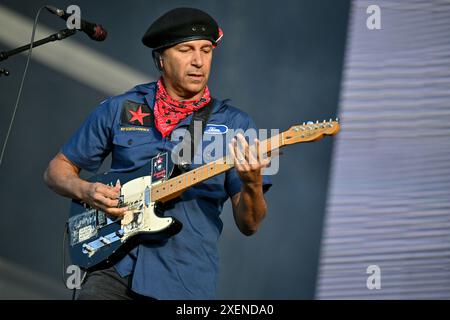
[177,98,215,172]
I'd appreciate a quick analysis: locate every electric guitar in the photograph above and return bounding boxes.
[67,119,340,270]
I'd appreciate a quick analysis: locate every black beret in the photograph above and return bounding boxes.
[142,7,221,50]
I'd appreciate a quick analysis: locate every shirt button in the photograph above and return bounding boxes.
[128,139,133,146]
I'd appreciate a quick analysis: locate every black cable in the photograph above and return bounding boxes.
[62,223,68,289]
[0,6,46,166]
[63,222,88,300]
[0,6,83,299]
[62,223,79,300]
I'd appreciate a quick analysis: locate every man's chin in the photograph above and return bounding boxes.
[184,83,207,97]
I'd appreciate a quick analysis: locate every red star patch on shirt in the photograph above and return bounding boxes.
[128,106,150,125]
[120,100,153,128]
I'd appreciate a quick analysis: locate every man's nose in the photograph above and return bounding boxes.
[191,50,204,68]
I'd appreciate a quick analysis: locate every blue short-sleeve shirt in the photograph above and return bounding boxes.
[61,82,272,299]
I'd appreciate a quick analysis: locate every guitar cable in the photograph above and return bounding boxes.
[0,7,85,300]
[62,223,87,300]
[61,223,74,299]
[0,6,46,166]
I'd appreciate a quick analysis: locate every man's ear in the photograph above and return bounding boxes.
[152,50,164,72]
[159,55,164,71]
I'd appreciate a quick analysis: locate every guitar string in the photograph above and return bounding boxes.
[83,129,325,225]
[77,125,335,230]
[106,135,281,208]
[77,124,331,218]
[132,134,283,201]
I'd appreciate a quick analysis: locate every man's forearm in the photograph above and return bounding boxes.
[44,153,88,201]
[235,182,267,236]
[44,153,128,217]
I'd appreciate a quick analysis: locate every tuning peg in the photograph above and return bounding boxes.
[335,117,339,122]
[303,122,305,126]
[307,121,314,125]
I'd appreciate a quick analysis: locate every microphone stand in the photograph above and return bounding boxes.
[0,28,77,65]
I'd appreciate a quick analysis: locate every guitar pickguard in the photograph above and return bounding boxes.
[119,176,174,239]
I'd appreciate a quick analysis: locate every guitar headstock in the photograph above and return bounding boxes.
[282,118,340,145]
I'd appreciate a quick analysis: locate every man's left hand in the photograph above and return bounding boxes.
[228,133,271,185]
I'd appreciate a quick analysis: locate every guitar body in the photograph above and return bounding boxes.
[68,158,182,270]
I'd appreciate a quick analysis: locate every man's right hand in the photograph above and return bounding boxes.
[82,180,128,217]
[44,153,128,217]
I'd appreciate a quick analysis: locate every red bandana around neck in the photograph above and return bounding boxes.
[153,78,211,138]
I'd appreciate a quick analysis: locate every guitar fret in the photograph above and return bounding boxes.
[152,135,283,201]
[177,176,182,192]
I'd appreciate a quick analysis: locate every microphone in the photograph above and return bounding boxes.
[45,5,107,41]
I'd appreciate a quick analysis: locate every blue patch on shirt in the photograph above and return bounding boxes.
[204,124,228,134]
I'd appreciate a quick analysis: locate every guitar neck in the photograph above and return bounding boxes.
[151,134,283,201]
[150,119,340,202]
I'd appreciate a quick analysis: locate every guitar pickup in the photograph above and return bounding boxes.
[82,243,95,253]
[100,236,111,245]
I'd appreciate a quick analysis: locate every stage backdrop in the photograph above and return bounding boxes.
[317,0,450,299]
